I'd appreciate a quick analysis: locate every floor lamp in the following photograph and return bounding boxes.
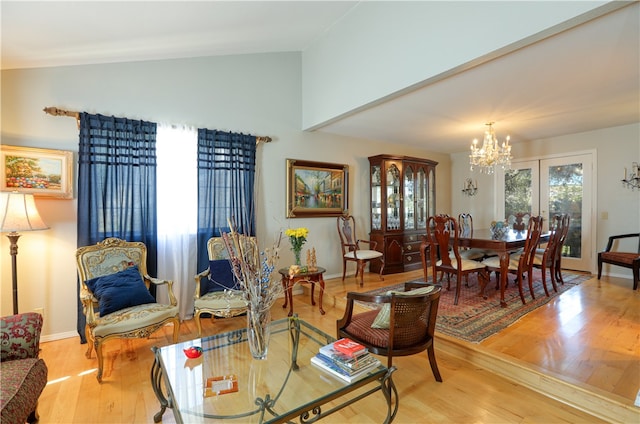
[0,192,49,314]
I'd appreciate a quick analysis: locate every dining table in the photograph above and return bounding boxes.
[420,229,550,308]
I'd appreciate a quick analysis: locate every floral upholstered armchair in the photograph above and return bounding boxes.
[1,312,48,423]
[192,237,250,336]
[75,238,180,382]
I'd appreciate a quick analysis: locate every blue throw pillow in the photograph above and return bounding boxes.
[86,265,156,316]
[205,259,238,293]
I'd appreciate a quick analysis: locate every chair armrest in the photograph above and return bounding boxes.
[0,312,43,360]
[193,268,210,300]
[79,286,99,325]
[145,275,178,307]
[603,233,640,253]
[336,292,392,335]
[357,239,378,250]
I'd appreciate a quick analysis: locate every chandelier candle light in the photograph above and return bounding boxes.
[469,122,513,174]
[285,227,308,266]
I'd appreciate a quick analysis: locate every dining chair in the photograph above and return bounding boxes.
[457,213,488,260]
[336,214,385,287]
[482,216,544,304]
[336,282,442,381]
[508,212,531,232]
[426,214,489,305]
[554,214,571,285]
[532,214,566,294]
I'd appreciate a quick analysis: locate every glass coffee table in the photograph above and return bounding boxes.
[151,316,398,423]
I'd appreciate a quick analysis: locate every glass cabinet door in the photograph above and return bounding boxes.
[386,163,400,230]
[404,165,415,230]
[371,165,382,230]
[415,166,427,230]
[428,168,435,219]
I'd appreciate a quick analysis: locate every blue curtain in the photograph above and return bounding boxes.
[76,113,158,342]
[196,129,257,274]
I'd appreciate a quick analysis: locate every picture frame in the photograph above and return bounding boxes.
[286,159,348,218]
[1,145,73,199]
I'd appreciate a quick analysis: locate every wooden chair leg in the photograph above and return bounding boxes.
[427,344,442,382]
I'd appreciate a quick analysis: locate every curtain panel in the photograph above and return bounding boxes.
[196,129,257,273]
[76,112,158,342]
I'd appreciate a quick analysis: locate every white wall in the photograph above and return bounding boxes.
[1,53,450,340]
[302,1,609,129]
[450,122,640,272]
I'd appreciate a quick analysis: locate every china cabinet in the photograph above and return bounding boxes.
[368,154,437,274]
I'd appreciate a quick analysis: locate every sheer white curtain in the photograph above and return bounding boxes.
[156,124,198,320]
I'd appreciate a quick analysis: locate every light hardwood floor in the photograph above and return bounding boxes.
[37,270,639,423]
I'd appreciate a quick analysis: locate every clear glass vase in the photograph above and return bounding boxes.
[293,248,302,266]
[247,307,271,360]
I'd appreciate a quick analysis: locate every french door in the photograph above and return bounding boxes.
[497,153,594,272]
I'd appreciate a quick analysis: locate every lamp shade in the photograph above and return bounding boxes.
[0,192,49,232]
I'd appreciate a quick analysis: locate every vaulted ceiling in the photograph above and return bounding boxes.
[3,1,638,154]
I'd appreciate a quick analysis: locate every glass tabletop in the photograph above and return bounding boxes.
[152,317,391,423]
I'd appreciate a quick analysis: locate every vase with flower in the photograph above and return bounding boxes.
[285,227,309,266]
[222,224,283,359]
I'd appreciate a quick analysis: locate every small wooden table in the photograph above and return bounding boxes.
[278,267,326,316]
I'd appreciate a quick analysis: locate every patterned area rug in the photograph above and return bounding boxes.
[357,270,591,343]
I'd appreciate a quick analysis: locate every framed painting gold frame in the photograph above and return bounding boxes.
[1,145,74,199]
[286,159,348,218]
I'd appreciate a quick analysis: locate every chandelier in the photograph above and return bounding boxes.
[469,122,512,174]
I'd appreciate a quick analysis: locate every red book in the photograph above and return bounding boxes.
[333,338,367,358]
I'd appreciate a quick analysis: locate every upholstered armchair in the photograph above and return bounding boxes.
[193,237,250,336]
[75,238,180,382]
[597,233,639,290]
[1,312,48,423]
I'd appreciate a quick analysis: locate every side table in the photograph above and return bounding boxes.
[278,267,326,316]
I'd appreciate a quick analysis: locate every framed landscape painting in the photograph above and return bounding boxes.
[286,159,348,218]
[1,145,73,199]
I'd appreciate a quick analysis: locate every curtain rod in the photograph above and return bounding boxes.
[42,106,272,144]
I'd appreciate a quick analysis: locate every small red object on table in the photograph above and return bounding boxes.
[333,338,367,357]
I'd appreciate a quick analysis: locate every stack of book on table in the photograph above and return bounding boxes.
[311,338,381,383]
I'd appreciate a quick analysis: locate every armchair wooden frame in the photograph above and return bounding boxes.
[76,238,180,382]
[597,233,640,290]
[337,214,385,287]
[337,282,442,381]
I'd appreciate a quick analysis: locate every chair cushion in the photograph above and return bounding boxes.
[601,252,640,265]
[344,249,383,260]
[437,257,487,271]
[482,256,521,271]
[0,358,47,424]
[91,303,178,338]
[86,265,156,316]
[371,286,435,329]
[195,290,247,317]
[206,260,238,293]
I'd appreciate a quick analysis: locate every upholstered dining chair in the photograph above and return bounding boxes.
[426,214,489,305]
[76,238,180,383]
[597,233,640,290]
[336,214,385,287]
[193,236,250,336]
[482,216,544,304]
[336,282,442,381]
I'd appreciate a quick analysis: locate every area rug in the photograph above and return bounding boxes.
[356,270,591,343]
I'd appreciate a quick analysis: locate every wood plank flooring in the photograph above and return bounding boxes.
[36,270,639,423]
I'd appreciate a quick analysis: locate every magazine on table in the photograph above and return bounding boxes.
[310,354,381,383]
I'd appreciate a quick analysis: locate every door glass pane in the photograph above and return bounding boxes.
[504,168,532,220]
[404,166,415,230]
[428,169,435,219]
[548,163,582,259]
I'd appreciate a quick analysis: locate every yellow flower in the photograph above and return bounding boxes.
[285,227,309,252]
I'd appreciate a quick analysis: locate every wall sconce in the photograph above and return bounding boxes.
[461,178,478,196]
[622,162,639,190]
